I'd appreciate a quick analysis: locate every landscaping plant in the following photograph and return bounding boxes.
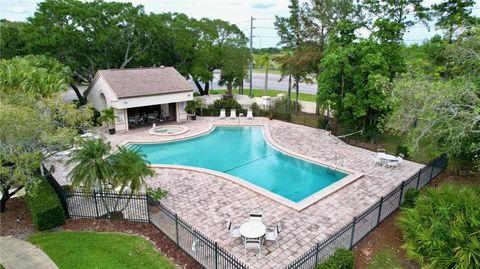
[316,248,355,269]
[26,180,65,230]
[398,184,480,268]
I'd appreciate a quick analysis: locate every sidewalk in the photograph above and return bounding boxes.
[0,236,58,269]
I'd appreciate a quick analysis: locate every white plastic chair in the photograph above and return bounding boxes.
[219,109,226,119]
[226,221,241,245]
[246,109,253,120]
[371,154,383,166]
[249,212,262,223]
[398,155,403,166]
[385,160,399,169]
[229,109,237,120]
[264,224,281,248]
[244,237,262,257]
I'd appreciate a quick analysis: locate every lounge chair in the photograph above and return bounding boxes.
[244,237,262,257]
[246,109,253,120]
[226,221,241,245]
[219,109,226,119]
[249,212,262,223]
[385,159,399,169]
[230,109,237,120]
[264,224,281,248]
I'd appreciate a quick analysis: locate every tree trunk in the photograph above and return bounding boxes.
[287,74,292,109]
[227,83,233,96]
[204,81,210,95]
[70,83,87,105]
[1,185,23,213]
[193,79,205,95]
[264,65,269,96]
[294,76,300,112]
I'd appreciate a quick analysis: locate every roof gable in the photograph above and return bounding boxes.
[96,67,193,98]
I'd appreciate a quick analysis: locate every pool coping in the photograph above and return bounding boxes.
[122,122,364,211]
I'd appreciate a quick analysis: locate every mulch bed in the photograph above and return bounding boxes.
[0,197,34,239]
[352,211,418,269]
[0,197,201,269]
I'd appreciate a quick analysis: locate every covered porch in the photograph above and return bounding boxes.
[126,103,178,129]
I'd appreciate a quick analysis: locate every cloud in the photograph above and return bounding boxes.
[252,3,275,9]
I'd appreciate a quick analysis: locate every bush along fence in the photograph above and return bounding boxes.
[285,155,448,269]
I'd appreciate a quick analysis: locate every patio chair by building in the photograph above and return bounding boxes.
[244,237,262,257]
[226,221,241,245]
[246,109,253,120]
[264,224,281,248]
[230,109,237,120]
[219,109,226,119]
[249,212,263,223]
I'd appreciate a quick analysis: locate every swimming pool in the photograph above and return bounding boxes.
[131,126,353,207]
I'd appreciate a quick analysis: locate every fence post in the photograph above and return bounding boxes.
[146,196,151,222]
[93,190,99,218]
[314,242,320,265]
[349,217,356,249]
[415,170,421,189]
[175,213,179,248]
[303,112,306,126]
[429,164,435,183]
[214,242,218,269]
[398,181,405,207]
[377,197,383,225]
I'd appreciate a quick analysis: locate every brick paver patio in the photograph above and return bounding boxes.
[48,117,424,268]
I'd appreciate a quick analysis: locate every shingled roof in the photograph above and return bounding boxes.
[97,67,193,98]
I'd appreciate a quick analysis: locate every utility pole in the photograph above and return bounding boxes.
[249,16,254,97]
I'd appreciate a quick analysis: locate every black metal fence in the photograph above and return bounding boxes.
[285,155,448,269]
[149,203,249,269]
[66,189,149,222]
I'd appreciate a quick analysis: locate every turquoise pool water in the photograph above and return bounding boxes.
[132,126,347,203]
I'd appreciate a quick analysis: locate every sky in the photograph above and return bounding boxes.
[1,0,479,47]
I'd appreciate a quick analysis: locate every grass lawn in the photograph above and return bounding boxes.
[366,248,403,269]
[29,231,175,269]
[208,88,317,102]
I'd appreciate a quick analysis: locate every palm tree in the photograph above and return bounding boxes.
[66,138,114,193]
[98,107,116,134]
[109,146,155,211]
[256,53,274,96]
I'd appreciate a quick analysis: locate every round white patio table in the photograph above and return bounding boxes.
[378,153,398,162]
[239,222,266,239]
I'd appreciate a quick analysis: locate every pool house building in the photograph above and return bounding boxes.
[87,67,194,132]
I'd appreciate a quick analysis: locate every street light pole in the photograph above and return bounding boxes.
[249,16,254,97]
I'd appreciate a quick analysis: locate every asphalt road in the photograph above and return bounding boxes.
[190,71,318,95]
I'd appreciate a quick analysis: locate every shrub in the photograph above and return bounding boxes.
[395,145,409,159]
[210,97,242,110]
[147,187,168,205]
[251,102,261,116]
[398,184,480,269]
[206,98,246,116]
[402,188,419,208]
[26,180,66,231]
[316,248,355,269]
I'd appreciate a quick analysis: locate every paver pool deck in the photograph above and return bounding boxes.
[48,117,424,269]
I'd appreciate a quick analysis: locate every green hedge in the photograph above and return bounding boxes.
[316,248,355,269]
[26,180,66,231]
